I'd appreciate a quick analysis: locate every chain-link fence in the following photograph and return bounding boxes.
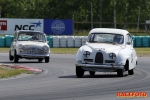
[74,22,149,34]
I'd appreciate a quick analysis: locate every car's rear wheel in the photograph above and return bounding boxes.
[45,57,49,63]
[14,50,19,63]
[117,69,124,77]
[128,69,134,75]
[9,50,14,61]
[89,71,95,76]
[38,58,43,63]
[76,66,84,78]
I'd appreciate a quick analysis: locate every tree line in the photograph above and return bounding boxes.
[0,0,150,30]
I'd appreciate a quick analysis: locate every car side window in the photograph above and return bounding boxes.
[126,34,132,45]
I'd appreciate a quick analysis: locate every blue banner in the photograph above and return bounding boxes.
[44,19,73,35]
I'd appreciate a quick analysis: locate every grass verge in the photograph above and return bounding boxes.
[0,66,31,79]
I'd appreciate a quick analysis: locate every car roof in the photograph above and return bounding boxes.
[16,30,44,34]
[89,28,129,35]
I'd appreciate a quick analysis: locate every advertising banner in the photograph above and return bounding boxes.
[0,18,73,35]
[0,18,43,34]
[44,19,73,35]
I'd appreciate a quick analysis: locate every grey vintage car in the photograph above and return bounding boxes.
[9,30,50,63]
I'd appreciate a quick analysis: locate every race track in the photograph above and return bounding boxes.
[0,53,150,100]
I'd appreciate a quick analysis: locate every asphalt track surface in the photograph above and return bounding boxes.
[0,53,150,100]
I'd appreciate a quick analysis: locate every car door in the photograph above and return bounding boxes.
[126,33,136,69]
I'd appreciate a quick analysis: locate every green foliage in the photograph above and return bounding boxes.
[0,0,150,30]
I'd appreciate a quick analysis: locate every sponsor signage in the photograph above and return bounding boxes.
[0,18,73,35]
[0,20,7,31]
[44,19,73,35]
[0,18,43,34]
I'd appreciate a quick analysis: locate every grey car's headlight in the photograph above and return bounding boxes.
[43,46,49,51]
[18,44,25,49]
[83,51,90,58]
[109,53,116,60]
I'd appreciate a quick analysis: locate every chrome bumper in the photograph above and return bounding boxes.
[17,54,50,58]
[76,63,123,69]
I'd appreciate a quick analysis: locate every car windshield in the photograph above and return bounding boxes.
[17,32,46,42]
[88,33,124,44]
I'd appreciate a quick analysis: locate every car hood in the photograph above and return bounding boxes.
[83,43,124,53]
[17,41,47,47]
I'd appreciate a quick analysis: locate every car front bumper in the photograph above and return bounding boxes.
[17,54,50,59]
[76,63,124,72]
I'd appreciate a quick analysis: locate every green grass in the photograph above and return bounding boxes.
[0,66,31,79]
[51,48,78,54]
[0,47,10,52]
[135,48,150,56]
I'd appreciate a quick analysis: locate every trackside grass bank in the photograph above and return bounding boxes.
[0,47,150,56]
[0,66,31,79]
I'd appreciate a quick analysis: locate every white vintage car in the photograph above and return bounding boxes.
[9,30,50,63]
[75,28,138,77]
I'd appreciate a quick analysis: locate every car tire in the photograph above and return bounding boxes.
[76,66,84,78]
[128,69,134,75]
[9,50,14,61]
[14,50,19,63]
[38,58,43,63]
[117,69,124,77]
[45,57,49,63]
[89,71,95,76]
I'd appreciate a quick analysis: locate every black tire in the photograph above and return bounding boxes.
[14,50,19,63]
[128,69,134,75]
[45,57,49,63]
[76,66,84,78]
[89,71,95,76]
[117,69,124,77]
[9,50,14,61]
[38,58,43,63]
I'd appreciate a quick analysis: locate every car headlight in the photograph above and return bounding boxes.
[109,53,116,60]
[83,51,90,58]
[18,44,25,49]
[43,46,49,51]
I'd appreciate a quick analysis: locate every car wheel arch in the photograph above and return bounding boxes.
[124,60,129,71]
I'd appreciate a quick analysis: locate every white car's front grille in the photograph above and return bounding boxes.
[21,48,44,54]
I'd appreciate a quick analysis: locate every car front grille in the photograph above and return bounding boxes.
[105,60,115,63]
[95,52,103,63]
[84,59,93,62]
[21,48,44,54]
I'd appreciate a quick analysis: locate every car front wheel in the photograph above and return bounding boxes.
[117,69,124,77]
[14,50,19,63]
[76,66,84,78]
[9,50,14,61]
[45,57,49,63]
[89,71,95,76]
[128,69,134,75]
[38,58,43,63]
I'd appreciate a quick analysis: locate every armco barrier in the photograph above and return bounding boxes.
[1,35,150,48]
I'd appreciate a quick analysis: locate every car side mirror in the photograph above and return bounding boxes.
[127,42,131,45]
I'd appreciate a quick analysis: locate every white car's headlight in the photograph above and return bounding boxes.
[83,51,90,58]
[109,53,116,60]
[18,44,25,49]
[43,46,49,51]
